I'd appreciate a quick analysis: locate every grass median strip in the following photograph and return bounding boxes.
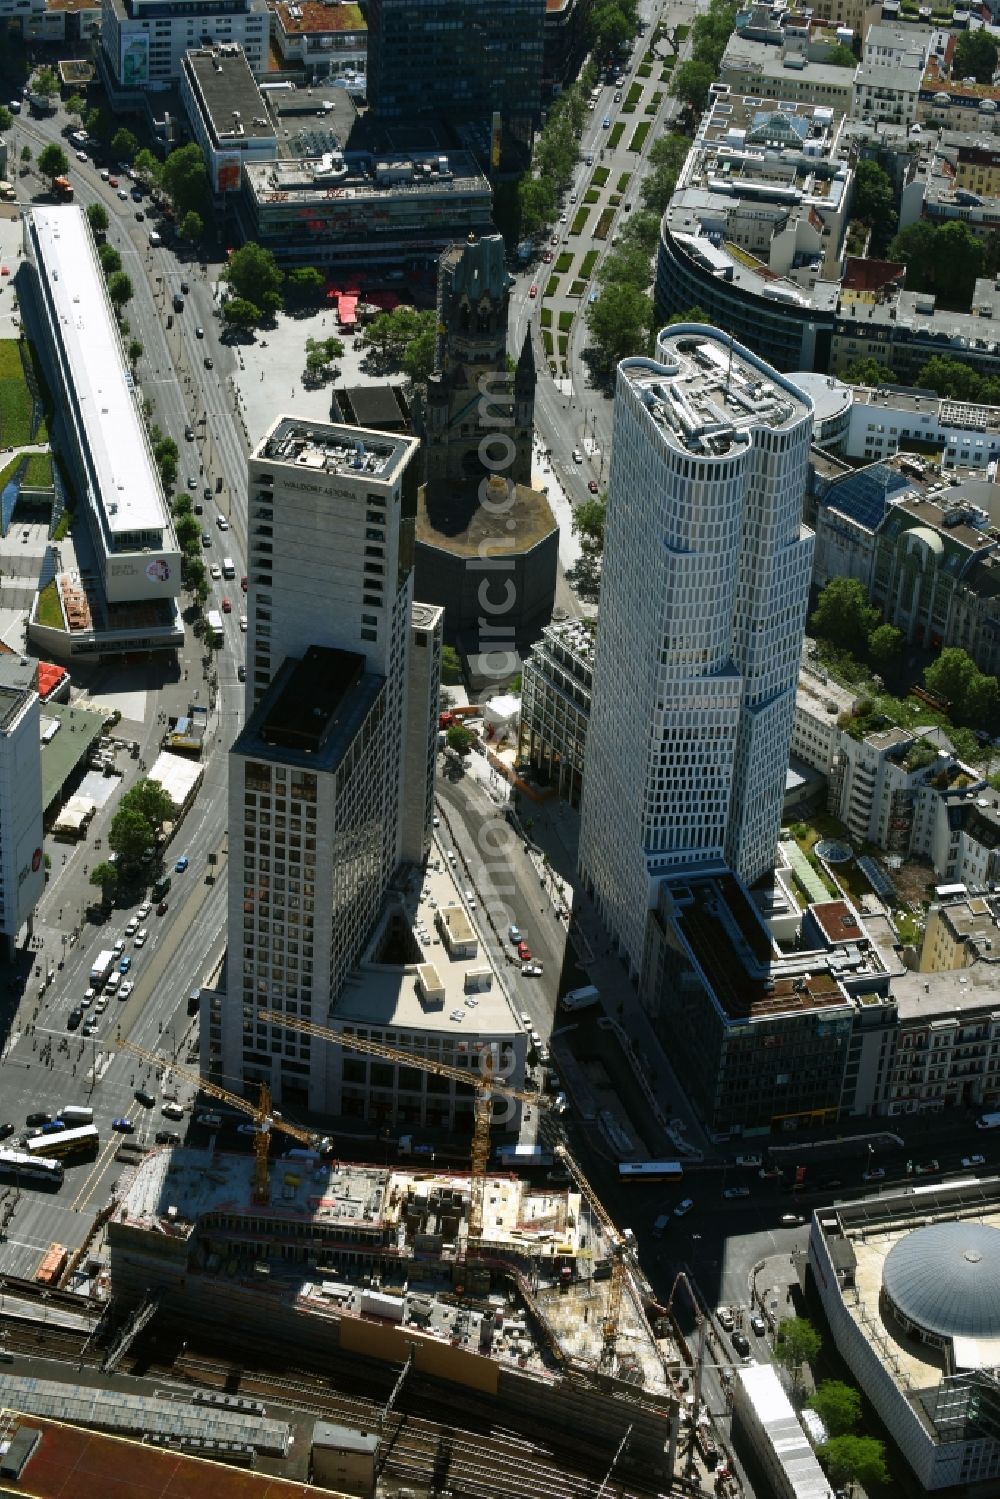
[584,188,599,204]
[629,122,651,152]
[544,275,560,298]
[558,310,574,332]
[592,166,610,187]
[595,208,614,239]
[617,172,632,192]
[555,252,573,273]
[570,207,589,235]
[609,121,625,149]
[580,249,599,277]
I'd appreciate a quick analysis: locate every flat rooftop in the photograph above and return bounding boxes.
[274,0,365,33]
[620,328,811,459]
[0,656,35,732]
[816,1178,1000,1398]
[334,848,523,1038]
[245,150,489,208]
[236,646,383,769]
[666,870,862,1022]
[27,208,168,541]
[183,46,275,145]
[257,416,417,488]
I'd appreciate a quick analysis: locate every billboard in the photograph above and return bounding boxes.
[121,33,149,88]
[216,154,242,194]
[105,546,182,604]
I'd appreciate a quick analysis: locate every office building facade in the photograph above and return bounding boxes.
[579,326,814,985]
[365,0,545,167]
[214,419,423,1108]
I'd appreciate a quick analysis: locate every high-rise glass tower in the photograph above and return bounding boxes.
[578,326,815,983]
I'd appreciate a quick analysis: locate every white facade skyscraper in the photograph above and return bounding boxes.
[0,658,44,958]
[579,326,814,984]
[210,417,427,1110]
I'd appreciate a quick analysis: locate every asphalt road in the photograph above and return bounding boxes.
[0,110,253,1278]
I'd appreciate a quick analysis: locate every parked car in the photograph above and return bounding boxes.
[962,1154,986,1168]
[156,900,169,915]
[0,1122,14,1140]
[914,1159,940,1176]
[674,1198,694,1217]
[722,1186,750,1200]
[735,1154,762,1168]
[780,1213,803,1226]
[863,1166,885,1182]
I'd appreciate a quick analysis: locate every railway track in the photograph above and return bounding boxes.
[0,1326,663,1497]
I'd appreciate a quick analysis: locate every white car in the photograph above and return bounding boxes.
[239,614,247,632]
[572,448,583,463]
[447,850,457,864]
[137,903,151,919]
[674,1198,695,1217]
[464,889,477,908]
[94,995,109,1013]
[112,939,126,957]
[124,920,138,937]
[962,1154,986,1168]
[117,188,128,200]
[134,927,148,947]
[217,515,229,530]
[522,962,543,976]
[100,168,110,181]
[722,1185,750,1200]
[210,563,222,580]
[75,150,88,162]
[118,981,134,1000]
[81,989,94,1008]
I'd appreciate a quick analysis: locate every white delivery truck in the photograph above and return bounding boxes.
[90,950,115,987]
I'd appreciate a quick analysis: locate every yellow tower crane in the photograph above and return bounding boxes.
[555,1143,629,1370]
[257,1009,547,1240]
[122,1040,321,1205]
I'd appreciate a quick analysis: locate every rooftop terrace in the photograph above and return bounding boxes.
[258,416,416,486]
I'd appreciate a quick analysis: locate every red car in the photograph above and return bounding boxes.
[542,250,553,263]
[156,900,168,915]
[108,176,119,188]
[529,284,538,298]
[588,479,599,493]
[240,575,248,592]
[221,597,232,613]
[517,941,532,962]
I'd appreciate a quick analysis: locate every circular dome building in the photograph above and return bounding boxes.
[882,1221,1000,1348]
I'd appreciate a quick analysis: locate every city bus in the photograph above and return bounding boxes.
[25,1124,99,1161]
[206,609,224,646]
[618,1161,684,1184]
[0,1148,64,1188]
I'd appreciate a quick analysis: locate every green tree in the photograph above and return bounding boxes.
[916,354,984,402]
[953,28,1000,84]
[111,127,139,162]
[670,59,714,112]
[64,93,85,122]
[889,220,984,308]
[441,645,462,684]
[222,241,283,311]
[808,1380,862,1437]
[691,0,738,71]
[172,492,193,517]
[402,320,437,383]
[853,160,896,234]
[132,148,162,186]
[125,778,174,829]
[286,265,325,301]
[773,1317,822,1375]
[810,577,880,655]
[85,201,109,237]
[20,145,31,168]
[586,282,651,368]
[37,142,69,186]
[127,338,143,367]
[182,554,206,592]
[519,174,557,235]
[108,806,155,864]
[817,1435,890,1489]
[590,0,636,56]
[620,209,661,256]
[824,42,857,66]
[923,647,979,712]
[175,513,202,551]
[447,723,474,755]
[222,296,262,330]
[107,270,134,310]
[967,672,1000,735]
[641,133,690,215]
[572,495,607,554]
[180,209,204,243]
[841,355,897,386]
[666,304,715,326]
[160,142,211,221]
[868,622,904,669]
[89,862,119,899]
[97,243,122,276]
[31,67,59,98]
[0,106,12,133]
[84,106,107,138]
